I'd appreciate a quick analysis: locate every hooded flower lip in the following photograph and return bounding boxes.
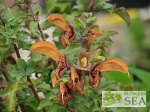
[61,25,75,48]
[52,56,68,87]
[89,58,129,88]
[56,82,73,106]
[77,52,92,71]
[68,67,85,94]
[47,13,70,31]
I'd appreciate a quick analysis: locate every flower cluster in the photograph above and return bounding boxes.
[31,14,128,106]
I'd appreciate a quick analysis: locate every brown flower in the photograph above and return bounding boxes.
[30,41,68,87]
[89,64,102,88]
[52,56,68,87]
[61,25,75,48]
[56,82,73,106]
[47,13,75,48]
[68,67,85,94]
[89,58,128,88]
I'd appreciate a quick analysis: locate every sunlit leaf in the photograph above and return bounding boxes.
[113,7,130,27]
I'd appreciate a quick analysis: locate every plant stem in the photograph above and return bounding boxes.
[13,44,46,112]
[88,0,96,16]
[0,61,11,82]
[26,1,46,41]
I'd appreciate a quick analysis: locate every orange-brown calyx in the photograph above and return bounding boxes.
[56,82,73,106]
[52,56,68,87]
[89,64,102,88]
[61,25,75,48]
[68,67,85,94]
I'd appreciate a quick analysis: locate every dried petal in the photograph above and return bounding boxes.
[47,13,70,31]
[31,41,62,61]
[68,67,85,94]
[89,64,102,88]
[99,58,128,73]
[87,29,102,44]
[52,56,68,87]
[61,25,75,48]
[56,83,72,106]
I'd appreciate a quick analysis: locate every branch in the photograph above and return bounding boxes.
[13,44,46,112]
[25,1,46,41]
[0,61,11,82]
[88,0,96,16]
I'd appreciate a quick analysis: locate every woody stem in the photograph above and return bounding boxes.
[13,44,46,112]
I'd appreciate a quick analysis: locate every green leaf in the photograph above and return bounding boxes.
[3,8,15,22]
[10,11,26,25]
[129,67,150,88]
[49,102,60,112]
[38,100,52,110]
[10,70,22,77]
[113,7,130,27]
[45,92,56,100]
[74,103,91,112]
[30,52,43,62]
[17,58,26,69]
[29,21,38,35]
[25,102,40,112]
[37,84,51,91]
[2,82,20,111]
[25,68,34,76]
[0,3,5,11]
[17,66,25,74]
[74,18,84,29]
[102,71,132,85]
[60,43,81,55]
[31,4,42,15]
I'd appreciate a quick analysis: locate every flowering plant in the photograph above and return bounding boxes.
[0,0,130,111]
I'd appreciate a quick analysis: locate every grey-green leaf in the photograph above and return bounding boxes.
[17,58,26,69]
[38,100,52,110]
[60,43,81,55]
[3,8,15,22]
[49,102,60,112]
[2,82,20,111]
[45,92,56,100]
[74,103,91,112]
[25,68,34,76]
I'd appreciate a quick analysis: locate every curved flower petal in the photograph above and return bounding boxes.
[31,41,62,61]
[99,58,128,73]
[47,13,70,31]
